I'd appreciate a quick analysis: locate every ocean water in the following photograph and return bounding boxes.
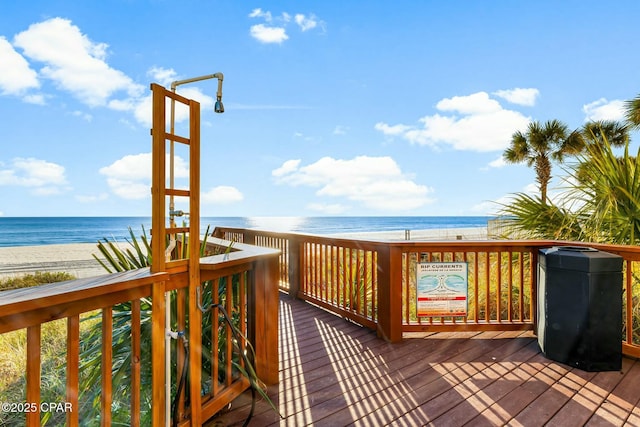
[0,216,492,247]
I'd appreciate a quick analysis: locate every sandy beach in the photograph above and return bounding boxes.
[0,242,113,279]
[0,227,487,279]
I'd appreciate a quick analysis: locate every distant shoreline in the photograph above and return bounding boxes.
[0,216,493,247]
[0,227,488,280]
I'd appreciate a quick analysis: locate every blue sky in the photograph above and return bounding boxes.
[1,1,639,217]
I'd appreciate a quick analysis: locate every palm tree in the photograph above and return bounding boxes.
[500,134,640,245]
[569,136,640,245]
[503,119,583,205]
[625,93,640,128]
[574,120,630,184]
[582,120,629,147]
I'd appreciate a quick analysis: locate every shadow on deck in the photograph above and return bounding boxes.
[207,294,640,427]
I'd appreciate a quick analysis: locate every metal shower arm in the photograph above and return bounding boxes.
[170,72,224,99]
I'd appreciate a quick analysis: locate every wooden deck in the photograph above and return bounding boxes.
[206,294,640,427]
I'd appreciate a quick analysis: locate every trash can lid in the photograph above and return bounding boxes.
[539,246,623,272]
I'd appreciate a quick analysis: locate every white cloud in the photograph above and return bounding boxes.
[488,156,507,168]
[272,159,301,177]
[13,17,144,107]
[250,24,288,44]
[295,14,318,31]
[0,157,69,195]
[99,152,188,199]
[273,155,433,211]
[436,92,502,114]
[0,36,39,96]
[249,8,273,22]
[374,122,412,136]
[23,94,45,105]
[583,98,626,122]
[493,88,539,106]
[248,9,323,43]
[202,186,244,204]
[375,91,531,152]
[148,66,178,87]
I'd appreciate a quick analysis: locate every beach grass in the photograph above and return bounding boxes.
[0,271,75,291]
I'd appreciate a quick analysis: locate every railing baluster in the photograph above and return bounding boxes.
[101,307,113,426]
[626,261,633,345]
[497,252,502,323]
[131,300,141,427]
[175,288,186,420]
[519,252,525,321]
[507,251,514,322]
[364,250,370,318]
[239,271,247,361]
[26,325,41,426]
[485,252,490,322]
[226,274,233,386]
[67,315,80,427]
[212,279,219,396]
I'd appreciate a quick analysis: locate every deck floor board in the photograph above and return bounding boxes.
[206,295,640,427]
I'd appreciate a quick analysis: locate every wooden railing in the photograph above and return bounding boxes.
[213,227,640,358]
[0,238,279,426]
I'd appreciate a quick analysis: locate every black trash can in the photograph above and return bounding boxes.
[537,246,623,371]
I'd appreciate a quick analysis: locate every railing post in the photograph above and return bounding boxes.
[376,244,403,342]
[249,255,280,385]
[288,236,301,298]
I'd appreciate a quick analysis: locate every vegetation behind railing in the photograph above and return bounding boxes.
[214,227,640,358]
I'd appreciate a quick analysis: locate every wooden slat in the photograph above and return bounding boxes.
[67,315,80,427]
[165,188,190,197]
[101,307,113,426]
[26,325,41,426]
[165,132,190,145]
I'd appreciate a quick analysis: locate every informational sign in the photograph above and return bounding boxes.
[416,262,468,317]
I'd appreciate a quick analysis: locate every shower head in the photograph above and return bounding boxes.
[214,73,224,113]
[214,98,224,114]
